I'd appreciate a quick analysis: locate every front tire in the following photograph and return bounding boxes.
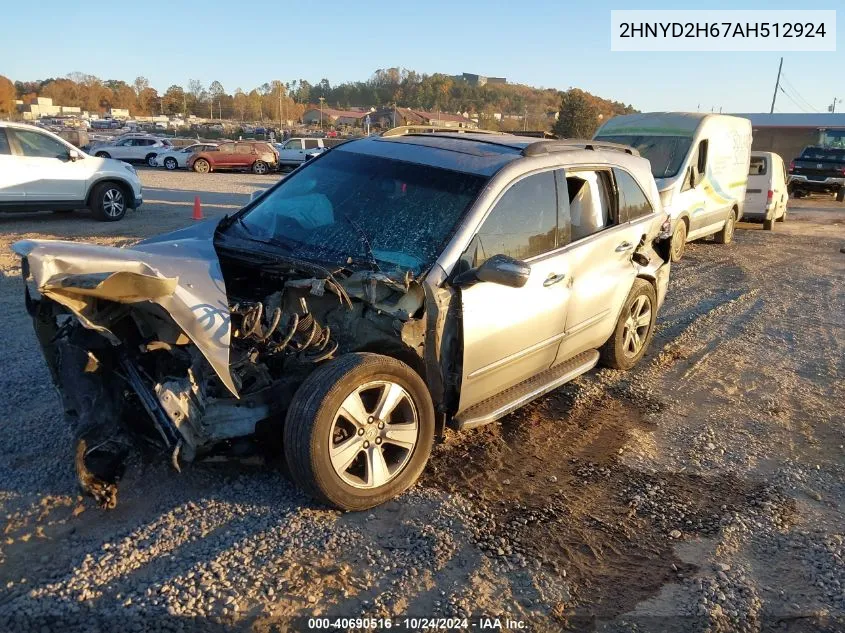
[777,206,786,222]
[714,209,736,244]
[284,353,435,511]
[670,220,687,262]
[95,151,110,158]
[763,215,775,231]
[164,157,178,170]
[90,183,127,222]
[599,279,657,370]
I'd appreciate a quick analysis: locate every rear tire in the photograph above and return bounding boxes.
[163,157,178,170]
[283,353,434,511]
[777,207,786,222]
[599,279,657,371]
[252,160,269,175]
[145,153,157,167]
[90,183,127,222]
[763,216,775,231]
[670,220,687,262]
[837,188,845,203]
[714,208,736,244]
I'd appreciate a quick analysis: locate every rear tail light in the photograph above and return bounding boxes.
[767,190,774,201]
[840,167,845,176]
[788,161,795,172]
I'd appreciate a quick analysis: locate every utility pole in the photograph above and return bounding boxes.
[830,98,841,113]
[770,56,783,114]
[392,103,396,128]
[319,96,325,130]
[279,89,283,132]
[523,106,527,131]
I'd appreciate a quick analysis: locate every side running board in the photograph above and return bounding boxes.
[450,349,600,431]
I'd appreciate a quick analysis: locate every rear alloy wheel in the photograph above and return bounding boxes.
[599,279,657,370]
[714,209,736,244]
[90,183,127,222]
[252,160,269,175]
[163,157,178,170]
[146,153,157,167]
[670,221,687,262]
[284,353,434,511]
[193,158,210,173]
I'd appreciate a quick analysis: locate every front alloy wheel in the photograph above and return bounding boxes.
[329,381,419,489]
[91,183,127,222]
[284,353,435,511]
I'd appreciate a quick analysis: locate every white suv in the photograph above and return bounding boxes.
[90,135,172,167]
[0,121,143,222]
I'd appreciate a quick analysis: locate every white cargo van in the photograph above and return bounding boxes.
[594,113,752,261]
[744,152,788,230]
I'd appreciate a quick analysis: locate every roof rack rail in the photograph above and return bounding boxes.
[522,139,639,157]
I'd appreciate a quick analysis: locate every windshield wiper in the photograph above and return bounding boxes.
[339,212,381,272]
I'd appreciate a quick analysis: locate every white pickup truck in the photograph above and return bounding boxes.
[274,137,344,167]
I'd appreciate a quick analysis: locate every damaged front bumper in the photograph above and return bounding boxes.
[14,221,239,506]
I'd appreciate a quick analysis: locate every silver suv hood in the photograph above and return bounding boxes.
[12,220,237,395]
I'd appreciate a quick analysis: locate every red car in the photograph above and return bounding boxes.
[187,141,279,174]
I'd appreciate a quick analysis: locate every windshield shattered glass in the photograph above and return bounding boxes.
[595,135,694,179]
[235,149,487,274]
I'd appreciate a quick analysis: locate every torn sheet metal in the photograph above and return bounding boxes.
[12,220,238,396]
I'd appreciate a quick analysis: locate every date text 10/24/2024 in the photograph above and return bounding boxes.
[307,617,527,630]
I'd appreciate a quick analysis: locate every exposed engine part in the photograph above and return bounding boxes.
[231,287,339,363]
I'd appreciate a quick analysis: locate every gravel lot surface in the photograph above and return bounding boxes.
[0,169,842,632]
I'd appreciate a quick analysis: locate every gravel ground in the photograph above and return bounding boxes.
[0,170,843,632]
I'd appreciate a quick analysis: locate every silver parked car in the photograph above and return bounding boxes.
[13,134,671,511]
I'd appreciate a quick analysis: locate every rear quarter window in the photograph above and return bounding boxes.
[0,129,10,155]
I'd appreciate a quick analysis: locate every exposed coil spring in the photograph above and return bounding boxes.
[234,301,336,362]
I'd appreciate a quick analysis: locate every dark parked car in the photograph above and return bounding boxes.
[788,146,845,202]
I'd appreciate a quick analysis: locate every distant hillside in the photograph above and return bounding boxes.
[3,68,638,132]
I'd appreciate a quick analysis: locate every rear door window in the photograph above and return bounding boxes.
[235,143,255,154]
[303,139,320,149]
[749,156,768,175]
[565,169,617,242]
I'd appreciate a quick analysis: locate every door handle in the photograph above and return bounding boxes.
[543,273,566,287]
[615,241,634,252]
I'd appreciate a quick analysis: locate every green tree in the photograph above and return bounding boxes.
[553,89,602,138]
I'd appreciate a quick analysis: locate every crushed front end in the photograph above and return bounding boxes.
[13,221,430,508]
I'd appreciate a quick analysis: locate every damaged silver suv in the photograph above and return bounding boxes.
[14,134,671,511]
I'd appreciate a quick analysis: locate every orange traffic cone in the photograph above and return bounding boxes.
[192,196,203,221]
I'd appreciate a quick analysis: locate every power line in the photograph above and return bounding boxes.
[779,73,819,112]
[778,85,813,113]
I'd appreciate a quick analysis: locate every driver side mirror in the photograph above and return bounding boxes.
[68,149,81,162]
[453,254,531,289]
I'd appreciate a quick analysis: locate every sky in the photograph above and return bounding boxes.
[1,0,842,114]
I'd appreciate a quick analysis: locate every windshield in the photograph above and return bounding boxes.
[595,134,694,179]
[234,149,487,274]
